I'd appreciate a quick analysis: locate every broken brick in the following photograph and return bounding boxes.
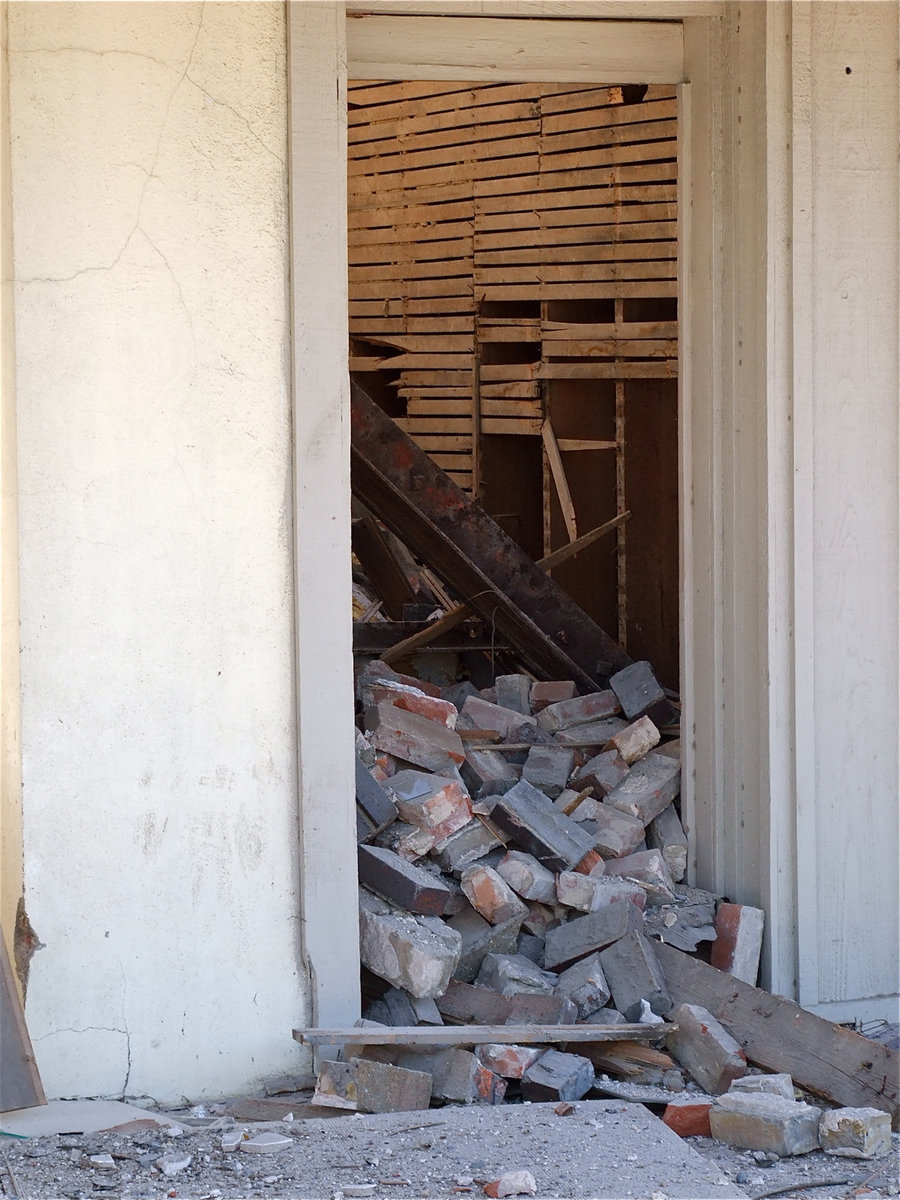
[390,770,473,845]
[543,901,643,970]
[460,747,520,800]
[709,1092,822,1156]
[461,695,537,739]
[666,1003,747,1094]
[579,803,646,859]
[536,690,622,734]
[530,680,577,713]
[432,817,506,874]
[554,951,611,1019]
[358,888,461,998]
[522,745,575,799]
[710,902,765,986]
[475,952,557,997]
[818,1108,892,1159]
[663,1095,714,1138]
[572,749,630,798]
[475,1044,545,1080]
[598,930,672,1018]
[646,803,688,883]
[555,718,628,747]
[521,1049,595,1102]
[604,715,661,765]
[494,674,532,716]
[496,850,558,904]
[603,848,676,905]
[460,864,529,925]
[609,660,667,721]
[366,700,466,773]
[604,753,679,822]
[358,844,454,916]
[489,779,596,872]
[369,678,459,729]
[447,906,522,983]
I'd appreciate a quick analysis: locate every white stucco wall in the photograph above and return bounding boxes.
[7,1,305,1101]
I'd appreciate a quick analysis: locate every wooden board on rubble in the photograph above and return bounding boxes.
[294,1023,673,1047]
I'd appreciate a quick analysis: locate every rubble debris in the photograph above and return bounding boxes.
[663,1095,714,1137]
[665,1003,748,1094]
[358,844,455,916]
[709,1092,822,1155]
[483,1168,538,1197]
[599,930,672,1020]
[475,1043,544,1079]
[728,1072,795,1101]
[358,888,461,998]
[520,1049,595,1102]
[313,1056,433,1114]
[818,1107,892,1159]
[239,1132,293,1154]
[710,900,765,985]
[461,865,528,926]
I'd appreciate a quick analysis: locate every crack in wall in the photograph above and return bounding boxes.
[16,47,176,72]
[184,73,285,166]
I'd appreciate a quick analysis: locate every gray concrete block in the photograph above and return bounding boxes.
[351,1056,434,1114]
[543,901,643,970]
[522,745,575,799]
[489,778,596,872]
[598,930,672,1018]
[666,1003,748,1094]
[390,1047,506,1104]
[554,952,611,1019]
[521,1049,595,1102]
[605,753,681,824]
[476,951,557,997]
[710,1093,822,1156]
[646,803,688,882]
[358,888,461,998]
[728,1073,795,1101]
[516,931,546,967]
[818,1107,892,1158]
[447,905,522,983]
[641,884,718,951]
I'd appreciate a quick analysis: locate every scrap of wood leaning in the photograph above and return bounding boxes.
[380,511,630,666]
[0,929,46,1113]
[655,942,900,1127]
[294,1022,672,1047]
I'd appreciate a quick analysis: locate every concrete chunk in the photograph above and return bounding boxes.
[729,1073,795,1101]
[554,952,610,1019]
[476,951,557,997]
[604,848,677,904]
[358,844,454,915]
[710,1092,822,1155]
[521,1049,595,1102]
[666,1003,748,1094]
[598,930,672,1018]
[313,1057,433,1113]
[646,803,688,882]
[461,864,529,925]
[522,745,575,799]
[389,769,473,844]
[818,1107,892,1158]
[543,901,643,970]
[710,902,766,985]
[366,700,466,773]
[490,778,596,872]
[496,849,558,904]
[373,821,434,861]
[536,690,622,734]
[358,888,461,998]
[642,884,718,951]
[605,715,661,765]
[604,752,680,822]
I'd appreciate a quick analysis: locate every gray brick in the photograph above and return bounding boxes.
[572,749,630,798]
[543,902,643,970]
[358,844,454,915]
[646,803,688,882]
[358,888,461,998]
[605,753,681,824]
[489,778,596,872]
[495,849,558,904]
[555,718,628,747]
[431,817,506,875]
[460,747,520,800]
[604,848,677,905]
[522,745,575,799]
[554,952,611,1019]
[447,905,522,983]
[536,690,621,734]
[460,694,536,739]
[475,952,557,997]
[598,930,672,1018]
[521,1049,595,1102]
[609,660,667,720]
[666,1003,748,1094]
[495,674,533,716]
[366,700,466,774]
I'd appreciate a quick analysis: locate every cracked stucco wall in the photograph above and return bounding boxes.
[6,1,304,1101]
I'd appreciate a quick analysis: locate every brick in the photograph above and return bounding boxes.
[366,700,466,773]
[507,993,578,1024]
[359,660,442,708]
[364,986,443,1028]
[460,747,520,799]
[489,779,596,872]
[358,888,461,998]
[521,1049,595,1102]
[389,770,473,844]
[355,755,399,841]
[663,1096,713,1138]
[666,1003,747,1094]
[603,848,676,904]
[461,864,529,925]
[598,930,672,1018]
[313,1057,433,1114]
[496,850,558,903]
[573,848,605,876]
[369,678,459,729]
[442,680,480,710]
[554,788,589,817]
[604,715,661,765]
[495,674,533,716]
[554,952,611,1018]
[521,900,563,936]
[729,1073,795,1101]
[522,745,575,799]
[447,906,522,983]
[373,821,434,861]
[556,869,618,912]
[431,817,506,874]
[530,680,577,713]
[392,1047,506,1104]
[818,1107,892,1159]
[476,951,557,997]
[605,753,679,823]
[709,1093,822,1156]
[710,902,765,985]
[536,689,622,734]
[543,901,643,970]
[580,803,646,859]
[461,694,537,739]
[358,844,454,916]
[609,660,667,721]
[436,979,513,1025]
[581,1006,628,1025]
[642,885,718,951]
[555,717,628,747]
[475,1044,545,1080]
[569,874,647,912]
[516,931,545,967]
[646,803,688,882]
[572,749,631,798]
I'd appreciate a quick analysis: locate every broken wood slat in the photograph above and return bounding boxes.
[543,321,679,339]
[543,339,677,358]
[378,608,475,665]
[352,334,475,354]
[542,419,578,543]
[293,1023,672,1047]
[475,222,677,251]
[584,1040,678,1075]
[474,184,677,217]
[481,418,543,436]
[0,929,46,1113]
[479,326,542,344]
[351,380,630,688]
[350,299,475,320]
[476,241,678,267]
[350,316,474,335]
[351,516,417,622]
[475,200,677,231]
[539,362,678,380]
[655,943,900,1127]
[474,261,675,286]
[481,281,679,302]
[538,82,674,116]
[556,439,618,453]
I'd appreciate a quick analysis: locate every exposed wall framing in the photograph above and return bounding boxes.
[348,79,678,682]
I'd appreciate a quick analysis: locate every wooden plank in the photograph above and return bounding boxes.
[408,435,472,453]
[481,381,541,398]
[473,163,678,200]
[475,185,677,215]
[348,82,544,127]
[655,943,900,1127]
[351,278,473,300]
[538,511,629,572]
[350,316,474,335]
[482,417,543,436]
[349,118,541,172]
[474,202,676,233]
[348,100,540,147]
[474,221,677,250]
[538,361,677,379]
[476,241,678,267]
[542,418,578,541]
[380,604,474,665]
[474,261,675,285]
[541,96,677,135]
[349,220,475,248]
[481,281,679,302]
[557,439,618,452]
[294,1022,669,1046]
[347,79,476,108]
[346,16,684,84]
[539,83,675,115]
[349,236,474,264]
[542,338,677,357]
[541,117,677,155]
[349,179,472,210]
[350,259,473,283]
[350,298,475,318]
[357,334,475,353]
[544,321,679,339]
[0,929,46,1113]
[351,516,417,621]
[399,417,473,435]
[478,324,542,343]
[349,199,473,230]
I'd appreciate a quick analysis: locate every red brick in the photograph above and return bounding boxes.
[390,770,473,844]
[574,848,605,876]
[530,680,577,713]
[663,1096,713,1138]
[710,902,765,985]
[460,864,528,926]
[370,680,459,729]
[475,1044,545,1080]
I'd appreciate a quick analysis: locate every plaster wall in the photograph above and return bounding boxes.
[6,1,305,1101]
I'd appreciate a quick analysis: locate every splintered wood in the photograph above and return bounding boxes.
[348,81,678,497]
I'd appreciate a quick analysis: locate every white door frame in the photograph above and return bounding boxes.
[286,2,795,1028]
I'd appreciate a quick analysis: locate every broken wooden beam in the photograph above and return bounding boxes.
[293,1022,673,1047]
[655,942,900,1127]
